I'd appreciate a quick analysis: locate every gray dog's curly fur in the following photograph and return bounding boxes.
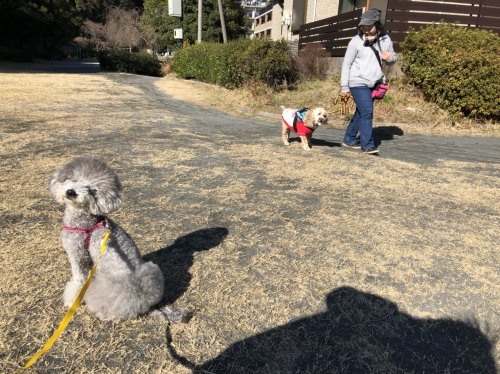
[49,157,188,322]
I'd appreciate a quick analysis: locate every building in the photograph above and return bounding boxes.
[240,1,273,39]
[242,0,348,41]
[241,1,392,41]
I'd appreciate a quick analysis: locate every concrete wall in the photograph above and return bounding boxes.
[305,0,340,23]
[271,3,287,40]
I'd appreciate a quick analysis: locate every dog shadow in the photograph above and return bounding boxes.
[188,286,495,373]
[311,138,342,148]
[288,137,341,148]
[144,227,229,306]
[373,126,405,147]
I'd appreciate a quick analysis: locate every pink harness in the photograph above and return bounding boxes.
[62,218,108,251]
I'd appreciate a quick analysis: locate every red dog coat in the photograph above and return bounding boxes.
[282,108,315,137]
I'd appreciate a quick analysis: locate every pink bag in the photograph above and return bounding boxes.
[372,82,389,99]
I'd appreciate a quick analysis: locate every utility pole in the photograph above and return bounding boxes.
[217,0,228,43]
[198,0,202,43]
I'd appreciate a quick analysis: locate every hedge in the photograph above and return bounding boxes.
[97,49,162,77]
[401,23,499,119]
[173,39,297,89]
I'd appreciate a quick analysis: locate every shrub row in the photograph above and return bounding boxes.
[97,49,162,77]
[401,23,499,119]
[173,39,297,89]
[0,46,34,62]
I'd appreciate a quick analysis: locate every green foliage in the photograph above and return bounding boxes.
[173,39,297,89]
[98,49,162,77]
[141,0,249,52]
[239,39,297,88]
[141,0,182,52]
[172,40,245,87]
[0,46,34,62]
[401,23,500,119]
[0,0,82,60]
[382,94,394,105]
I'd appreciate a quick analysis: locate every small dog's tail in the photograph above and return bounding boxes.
[156,305,192,323]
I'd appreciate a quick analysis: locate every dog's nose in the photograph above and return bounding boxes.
[66,189,77,199]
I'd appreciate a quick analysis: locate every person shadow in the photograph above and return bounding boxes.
[187,286,495,373]
[144,227,229,307]
[373,126,405,147]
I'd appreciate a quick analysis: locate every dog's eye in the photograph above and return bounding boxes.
[89,188,98,196]
[66,189,77,198]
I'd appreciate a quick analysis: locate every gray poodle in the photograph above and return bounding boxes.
[49,157,188,322]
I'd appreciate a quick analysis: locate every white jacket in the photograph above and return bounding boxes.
[341,33,397,93]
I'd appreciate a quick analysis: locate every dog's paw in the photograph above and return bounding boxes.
[283,141,290,146]
[153,305,193,323]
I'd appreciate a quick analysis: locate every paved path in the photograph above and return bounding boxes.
[0,59,101,74]
[2,59,498,166]
[319,126,500,165]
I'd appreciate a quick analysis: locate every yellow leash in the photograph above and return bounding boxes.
[23,231,111,370]
[333,93,355,115]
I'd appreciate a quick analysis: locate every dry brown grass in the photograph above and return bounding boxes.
[0,69,498,373]
[157,73,500,137]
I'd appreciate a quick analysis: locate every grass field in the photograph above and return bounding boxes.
[0,66,498,373]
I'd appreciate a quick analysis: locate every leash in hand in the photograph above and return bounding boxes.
[333,93,355,116]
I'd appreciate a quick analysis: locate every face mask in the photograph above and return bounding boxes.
[363,34,377,46]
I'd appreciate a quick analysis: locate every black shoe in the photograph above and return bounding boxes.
[342,142,361,149]
[363,147,379,155]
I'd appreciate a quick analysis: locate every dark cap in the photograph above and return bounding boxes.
[358,8,382,27]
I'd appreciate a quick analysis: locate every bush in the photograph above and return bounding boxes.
[173,39,297,89]
[293,44,330,81]
[401,23,499,120]
[238,39,297,89]
[172,41,245,87]
[0,46,34,62]
[97,49,162,77]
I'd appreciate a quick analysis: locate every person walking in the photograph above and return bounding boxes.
[340,8,397,155]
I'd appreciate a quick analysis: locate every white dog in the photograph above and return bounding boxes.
[281,106,328,150]
[49,157,187,322]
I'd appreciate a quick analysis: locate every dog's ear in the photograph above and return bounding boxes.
[48,170,60,197]
[86,158,123,215]
[92,186,122,215]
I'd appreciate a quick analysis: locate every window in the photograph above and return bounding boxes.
[339,0,356,14]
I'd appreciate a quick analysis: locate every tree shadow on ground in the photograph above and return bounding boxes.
[144,227,229,307]
[184,286,496,373]
[374,126,405,147]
